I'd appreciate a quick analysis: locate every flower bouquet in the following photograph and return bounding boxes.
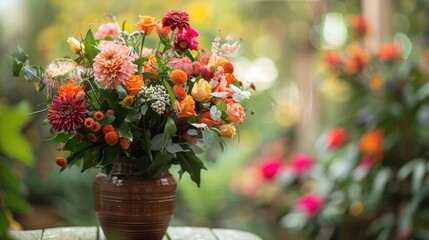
[11,10,252,239]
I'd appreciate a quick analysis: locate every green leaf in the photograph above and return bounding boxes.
[140,105,149,116]
[184,50,195,61]
[4,192,30,214]
[81,146,103,172]
[145,152,172,177]
[0,159,20,191]
[176,151,207,187]
[117,121,133,140]
[98,145,122,168]
[48,132,71,143]
[162,117,177,150]
[163,80,176,107]
[23,63,40,82]
[202,129,219,147]
[141,130,153,161]
[62,137,92,152]
[215,100,227,112]
[133,57,146,67]
[0,102,34,165]
[83,29,99,65]
[412,159,426,194]
[12,47,28,77]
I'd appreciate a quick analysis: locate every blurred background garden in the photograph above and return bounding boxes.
[2,0,429,239]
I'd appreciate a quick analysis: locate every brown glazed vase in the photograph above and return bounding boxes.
[93,157,177,240]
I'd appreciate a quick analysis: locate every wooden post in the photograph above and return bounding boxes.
[363,0,392,52]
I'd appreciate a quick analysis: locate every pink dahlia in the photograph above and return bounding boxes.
[43,58,81,89]
[173,26,199,52]
[95,22,119,39]
[162,10,189,30]
[295,193,324,218]
[48,95,88,133]
[93,41,138,89]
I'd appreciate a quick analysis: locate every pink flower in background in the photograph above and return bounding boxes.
[95,22,119,39]
[170,57,193,76]
[93,41,137,89]
[290,153,314,176]
[258,158,282,180]
[327,128,347,150]
[295,193,324,218]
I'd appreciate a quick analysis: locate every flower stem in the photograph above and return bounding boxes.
[26,108,48,116]
[87,79,101,106]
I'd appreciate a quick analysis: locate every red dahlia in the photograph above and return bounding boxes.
[48,95,87,133]
[162,10,189,30]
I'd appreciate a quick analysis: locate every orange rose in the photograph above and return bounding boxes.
[143,55,159,77]
[156,22,171,40]
[197,111,221,128]
[218,123,236,138]
[191,79,212,103]
[359,129,383,161]
[226,103,245,124]
[176,95,197,118]
[136,16,156,35]
[124,74,144,95]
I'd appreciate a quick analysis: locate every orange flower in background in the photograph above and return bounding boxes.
[176,95,197,118]
[136,16,156,35]
[58,81,84,99]
[124,74,144,95]
[156,22,172,41]
[173,85,187,100]
[226,102,245,124]
[378,43,401,61]
[143,55,159,76]
[344,45,369,75]
[350,15,370,39]
[369,73,384,91]
[197,111,221,128]
[324,50,342,68]
[191,79,212,102]
[359,129,383,161]
[225,73,236,85]
[327,128,347,150]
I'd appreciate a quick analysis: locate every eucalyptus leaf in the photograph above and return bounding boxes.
[412,159,426,194]
[210,105,222,121]
[162,117,177,150]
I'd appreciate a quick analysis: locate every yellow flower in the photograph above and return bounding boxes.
[122,95,134,106]
[218,123,236,138]
[67,37,84,54]
[191,79,212,103]
[369,74,384,91]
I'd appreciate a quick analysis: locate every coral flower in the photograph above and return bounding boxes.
[124,74,144,96]
[84,118,94,129]
[378,43,401,61]
[223,62,234,74]
[350,15,370,39]
[120,137,130,150]
[90,121,101,133]
[290,153,314,176]
[258,158,282,180]
[156,22,172,41]
[162,10,189,30]
[95,22,119,39]
[55,157,67,168]
[226,103,245,124]
[327,128,347,150]
[170,69,188,85]
[106,109,114,116]
[122,95,134,106]
[344,45,369,75]
[93,41,138,89]
[197,111,221,128]
[87,133,97,142]
[102,124,114,134]
[48,95,87,133]
[359,129,383,161]
[58,81,84,100]
[93,111,104,121]
[105,131,119,146]
[295,193,324,218]
[136,16,156,35]
[324,50,342,67]
[173,85,187,100]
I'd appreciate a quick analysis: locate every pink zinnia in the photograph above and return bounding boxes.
[258,158,282,180]
[162,10,189,30]
[295,193,324,218]
[95,22,119,39]
[93,41,138,89]
[173,26,199,52]
[290,153,314,176]
[48,95,88,133]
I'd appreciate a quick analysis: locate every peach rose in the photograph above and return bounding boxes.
[156,22,172,40]
[143,55,159,77]
[176,95,197,118]
[136,16,156,35]
[218,123,236,138]
[197,111,221,128]
[124,74,144,95]
[191,79,212,103]
[226,103,245,124]
[67,37,84,54]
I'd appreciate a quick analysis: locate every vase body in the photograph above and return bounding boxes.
[93,157,177,240]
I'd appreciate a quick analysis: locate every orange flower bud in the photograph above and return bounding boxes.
[55,157,67,167]
[170,69,188,85]
[136,16,156,35]
[105,131,119,146]
[67,37,84,54]
[120,137,130,150]
[218,123,236,138]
